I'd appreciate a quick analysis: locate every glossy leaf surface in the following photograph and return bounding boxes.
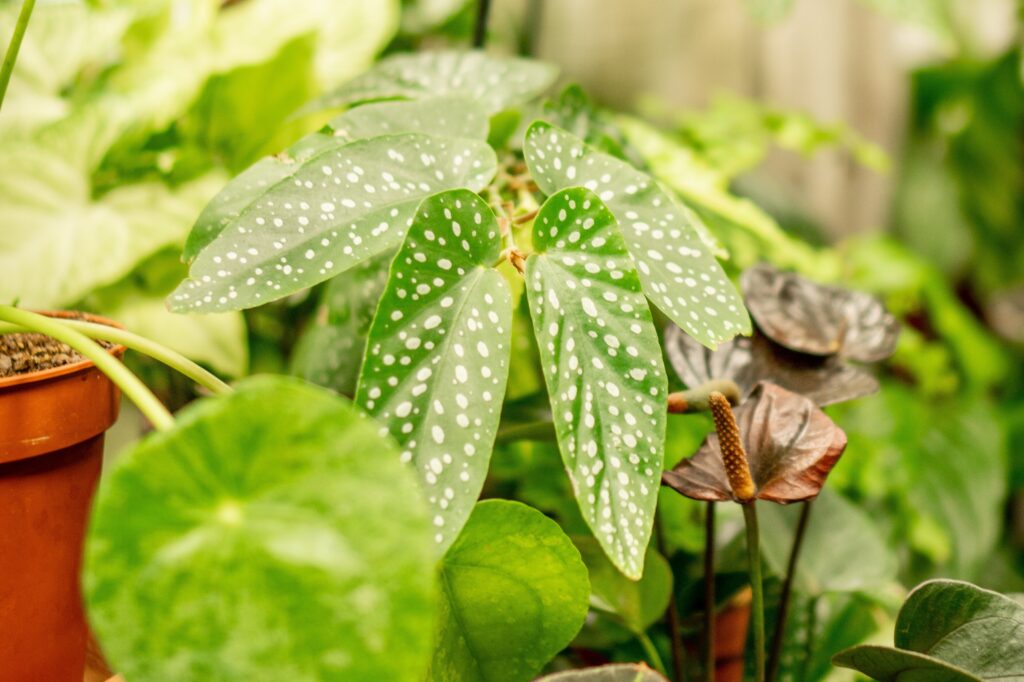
[84,376,437,682]
[523,121,750,348]
[429,500,589,682]
[742,263,899,361]
[170,133,496,312]
[834,580,1024,681]
[356,189,511,552]
[663,382,847,503]
[525,188,667,579]
[664,324,879,406]
[311,50,559,115]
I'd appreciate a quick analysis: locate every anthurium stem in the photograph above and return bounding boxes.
[472,0,491,48]
[766,499,814,682]
[742,502,766,682]
[0,0,35,112]
[667,379,742,414]
[704,501,716,682]
[0,319,232,396]
[0,306,174,432]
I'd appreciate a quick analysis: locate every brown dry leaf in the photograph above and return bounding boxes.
[741,264,899,362]
[664,325,878,406]
[662,382,848,503]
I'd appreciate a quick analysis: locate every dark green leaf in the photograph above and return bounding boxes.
[833,646,983,682]
[310,50,558,115]
[84,376,437,681]
[356,189,512,552]
[170,133,496,312]
[523,121,750,348]
[759,489,896,595]
[525,187,667,579]
[429,500,590,682]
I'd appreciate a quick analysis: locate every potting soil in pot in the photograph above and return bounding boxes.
[0,333,114,378]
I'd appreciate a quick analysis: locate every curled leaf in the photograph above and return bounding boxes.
[664,324,879,406]
[662,382,847,504]
[741,263,898,362]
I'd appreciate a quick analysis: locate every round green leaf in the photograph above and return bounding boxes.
[356,189,512,552]
[524,187,667,579]
[170,132,497,313]
[84,376,437,682]
[428,500,590,682]
[523,121,750,348]
[573,536,673,635]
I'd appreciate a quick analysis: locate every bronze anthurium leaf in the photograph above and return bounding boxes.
[741,263,899,362]
[662,382,848,504]
[664,325,879,406]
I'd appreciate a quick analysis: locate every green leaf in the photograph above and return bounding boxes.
[84,376,437,681]
[0,139,224,308]
[310,50,559,115]
[429,500,590,682]
[523,121,750,348]
[834,580,1024,681]
[536,664,669,681]
[169,133,497,312]
[573,536,672,635]
[290,251,391,395]
[524,187,668,579]
[181,96,490,263]
[759,488,896,595]
[356,189,512,552]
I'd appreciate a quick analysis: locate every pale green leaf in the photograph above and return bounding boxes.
[537,664,669,682]
[573,536,673,634]
[169,134,497,313]
[523,121,750,348]
[0,140,223,308]
[104,294,249,378]
[84,376,437,681]
[291,251,391,395]
[524,188,667,579]
[311,50,559,115]
[429,500,590,682]
[356,189,512,552]
[181,96,490,263]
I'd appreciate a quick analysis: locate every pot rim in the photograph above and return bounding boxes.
[0,311,127,390]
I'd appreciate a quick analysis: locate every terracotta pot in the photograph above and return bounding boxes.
[715,587,752,682]
[0,312,124,682]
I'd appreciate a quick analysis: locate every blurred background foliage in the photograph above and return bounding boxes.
[1,0,1021,679]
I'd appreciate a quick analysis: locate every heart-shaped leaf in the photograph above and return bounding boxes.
[525,187,667,579]
[664,324,879,406]
[573,536,673,635]
[290,250,391,395]
[356,189,512,552]
[663,382,847,503]
[429,499,590,682]
[310,50,559,115]
[536,664,670,681]
[741,263,899,362]
[169,132,496,312]
[523,121,750,348]
[83,376,437,682]
[834,580,1024,681]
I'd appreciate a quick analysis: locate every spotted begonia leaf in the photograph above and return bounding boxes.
[169,133,496,313]
[356,189,512,552]
[290,251,391,396]
[182,97,490,264]
[523,121,750,348]
[524,188,667,579]
[310,50,559,115]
